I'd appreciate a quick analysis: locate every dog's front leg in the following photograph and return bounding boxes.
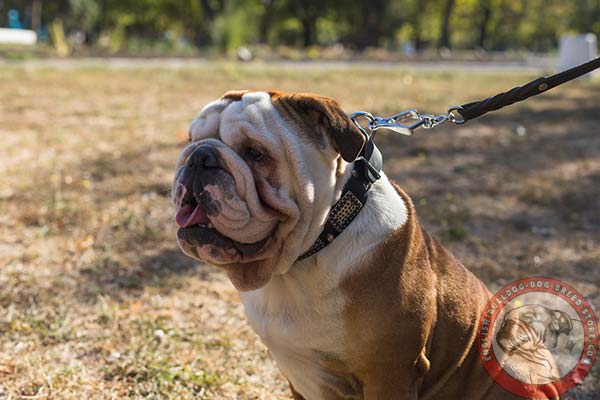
[289,382,306,400]
[287,371,364,400]
[361,378,419,400]
[359,357,429,400]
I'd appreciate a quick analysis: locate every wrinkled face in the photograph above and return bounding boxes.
[497,305,573,353]
[172,91,364,290]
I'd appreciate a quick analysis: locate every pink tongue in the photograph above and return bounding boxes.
[176,204,210,228]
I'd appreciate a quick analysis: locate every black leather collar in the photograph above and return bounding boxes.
[297,139,382,261]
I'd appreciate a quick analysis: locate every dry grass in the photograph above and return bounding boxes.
[0,62,599,399]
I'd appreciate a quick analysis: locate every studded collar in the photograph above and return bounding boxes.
[297,139,382,261]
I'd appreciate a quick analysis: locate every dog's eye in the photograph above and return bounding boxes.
[245,147,265,162]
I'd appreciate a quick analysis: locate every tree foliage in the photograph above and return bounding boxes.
[4,0,600,52]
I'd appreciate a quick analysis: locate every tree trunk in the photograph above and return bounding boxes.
[412,0,429,51]
[301,17,316,47]
[438,0,455,49]
[194,0,224,47]
[414,18,423,50]
[357,2,384,49]
[259,0,274,44]
[477,0,492,49]
[31,0,42,32]
[361,18,381,48]
[200,0,217,20]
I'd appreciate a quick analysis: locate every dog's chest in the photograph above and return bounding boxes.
[241,277,361,399]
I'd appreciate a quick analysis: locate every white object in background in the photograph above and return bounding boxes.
[559,34,598,79]
[0,28,37,45]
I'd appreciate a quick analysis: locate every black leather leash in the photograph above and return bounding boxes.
[297,57,600,261]
[454,56,600,123]
[355,57,600,136]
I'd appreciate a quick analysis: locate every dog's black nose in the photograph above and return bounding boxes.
[187,145,219,169]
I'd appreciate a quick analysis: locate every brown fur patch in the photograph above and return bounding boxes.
[217,90,365,161]
[333,184,559,399]
[289,382,306,400]
[269,92,327,149]
[268,90,365,162]
[222,90,251,101]
[222,259,272,292]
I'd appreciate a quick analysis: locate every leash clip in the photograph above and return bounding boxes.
[350,110,424,136]
[350,109,451,137]
[372,110,426,136]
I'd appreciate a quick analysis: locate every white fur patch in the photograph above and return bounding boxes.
[241,172,407,398]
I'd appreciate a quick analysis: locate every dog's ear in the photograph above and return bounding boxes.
[222,90,251,101]
[269,91,366,162]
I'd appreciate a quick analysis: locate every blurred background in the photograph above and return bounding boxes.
[0,0,599,60]
[1,1,599,400]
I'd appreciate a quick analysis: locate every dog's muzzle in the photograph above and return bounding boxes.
[175,146,218,228]
[173,144,272,263]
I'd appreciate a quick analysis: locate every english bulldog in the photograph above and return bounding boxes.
[496,305,573,385]
[172,91,560,399]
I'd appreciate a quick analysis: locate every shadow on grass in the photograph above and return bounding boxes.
[378,100,600,294]
[78,246,219,302]
[383,122,600,179]
[81,142,182,197]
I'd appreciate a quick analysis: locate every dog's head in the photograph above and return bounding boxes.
[172,91,365,290]
[497,305,573,353]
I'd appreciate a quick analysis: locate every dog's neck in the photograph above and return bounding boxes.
[241,171,408,315]
[315,170,407,278]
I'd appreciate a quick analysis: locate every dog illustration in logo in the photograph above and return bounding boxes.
[496,304,574,384]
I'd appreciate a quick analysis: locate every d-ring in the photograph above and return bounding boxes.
[447,106,466,124]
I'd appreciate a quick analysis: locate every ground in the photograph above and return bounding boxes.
[0,62,598,399]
